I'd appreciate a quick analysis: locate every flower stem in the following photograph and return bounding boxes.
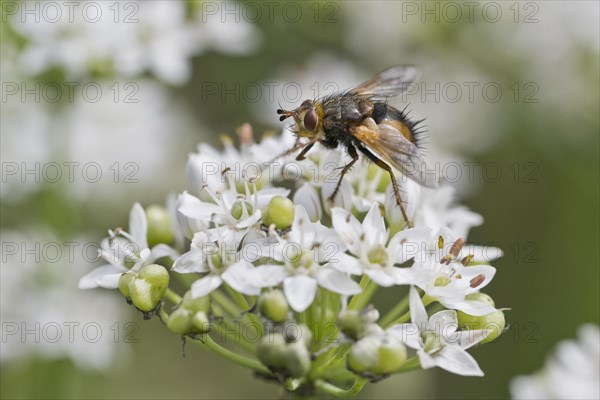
[165,288,182,305]
[314,378,367,397]
[348,276,375,310]
[191,335,271,375]
[385,296,435,327]
[224,284,264,337]
[379,292,410,327]
[211,289,241,316]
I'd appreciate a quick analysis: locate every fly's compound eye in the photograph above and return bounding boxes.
[303,109,318,131]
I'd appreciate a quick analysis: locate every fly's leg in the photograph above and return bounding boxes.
[357,144,411,226]
[268,137,303,163]
[295,139,319,161]
[328,144,359,202]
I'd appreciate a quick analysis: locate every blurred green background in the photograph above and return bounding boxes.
[1,1,598,399]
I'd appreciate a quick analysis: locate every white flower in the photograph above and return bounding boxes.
[293,184,322,222]
[173,229,262,298]
[331,203,429,287]
[386,181,484,238]
[79,203,177,289]
[251,206,361,312]
[388,287,489,376]
[510,324,600,400]
[178,174,288,230]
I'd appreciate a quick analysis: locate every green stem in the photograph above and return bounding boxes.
[347,276,371,310]
[165,288,182,305]
[210,305,256,354]
[314,378,367,397]
[211,290,240,316]
[384,295,436,328]
[191,335,270,375]
[223,284,264,337]
[380,292,410,327]
[351,280,378,310]
[310,342,351,379]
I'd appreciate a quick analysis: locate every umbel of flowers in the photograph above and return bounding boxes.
[80,124,507,397]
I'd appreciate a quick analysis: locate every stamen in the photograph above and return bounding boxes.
[437,235,444,249]
[461,254,474,266]
[470,274,485,288]
[449,238,465,257]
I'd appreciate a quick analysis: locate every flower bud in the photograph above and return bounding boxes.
[146,205,175,247]
[191,311,211,334]
[118,271,136,300]
[129,264,170,312]
[347,334,407,375]
[167,307,193,334]
[457,309,505,344]
[338,310,367,341]
[182,291,210,313]
[293,184,322,222]
[457,293,504,344]
[285,341,311,378]
[231,200,253,220]
[284,323,312,348]
[258,290,289,323]
[257,333,288,369]
[261,196,295,229]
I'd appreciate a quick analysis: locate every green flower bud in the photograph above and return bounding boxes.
[191,311,211,334]
[338,310,367,341]
[129,264,170,312]
[182,291,210,313]
[129,278,156,312]
[231,200,253,220]
[465,292,495,307]
[261,196,294,229]
[257,333,288,369]
[371,337,407,375]
[284,323,312,348]
[118,271,136,299]
[457,309,505,344]
[348,335,406,375]
[347,336,379,373]
[146,205,174,247]
[258,290,289,323]
[285,341,311,378]
[167,307,193,334]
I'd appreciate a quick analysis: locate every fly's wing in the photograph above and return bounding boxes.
[350,66,420,98]
[351,118,438,188]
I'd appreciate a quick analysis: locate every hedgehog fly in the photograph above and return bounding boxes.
[276,66,438,224]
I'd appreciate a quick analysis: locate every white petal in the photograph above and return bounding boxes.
[433,346,484,376]
[388,323,422,349]
[315,267,361,295]
[178,193,224,221]
[329,253,363,275]
[448,329,492,350]
[293,184,322,222]
[362,202,387,247]
[365,269,398,287]
[427,310,458,336]
[418,349,437,369]
[221,261,261,296]
[283,275,317,312]
[148,244,179,263]
[235,211,262,229]
[129,202,148,249]
[191,275,223,298]
[442,299,496,316]
[331,207,363,255]
[387,227,432,263]
[409,286,428,326]
[172,246,209,273]
[291,205,315,244]
[251,264,287,287]
[78,264,127,289]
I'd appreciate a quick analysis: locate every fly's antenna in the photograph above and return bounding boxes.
[276,102,294,121]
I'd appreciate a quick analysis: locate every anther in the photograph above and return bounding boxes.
[449,238,464,258]
[470,274,485,288]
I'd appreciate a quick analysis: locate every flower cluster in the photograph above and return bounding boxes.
[80,124,507,396]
